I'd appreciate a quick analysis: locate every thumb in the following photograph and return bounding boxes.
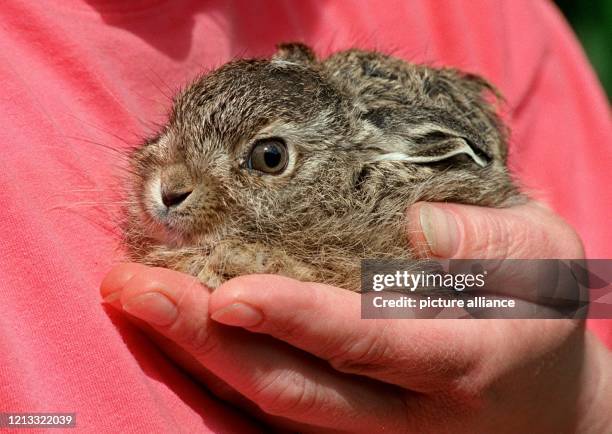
[407,201,584,259]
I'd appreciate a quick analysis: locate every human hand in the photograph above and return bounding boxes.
[100,202,611,433]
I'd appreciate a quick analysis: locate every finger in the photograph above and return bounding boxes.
[100,264,409,433]
[123,317,339,434]
[211,275,581,399]
[131,322,314,434]
[101,265,276,428]
[406,201,584,259]
[210,274,485,393]
[100,262,150,304]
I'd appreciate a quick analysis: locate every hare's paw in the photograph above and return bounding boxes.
[205,240,319,283]
[195,266,224,290]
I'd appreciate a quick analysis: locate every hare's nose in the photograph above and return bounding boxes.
[159,163,193,208]
[161,188,192,208]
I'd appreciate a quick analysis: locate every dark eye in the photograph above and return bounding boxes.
[247,138,288,174]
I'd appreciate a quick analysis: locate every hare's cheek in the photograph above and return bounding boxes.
[137,173,185,233]
[142,173,165,218]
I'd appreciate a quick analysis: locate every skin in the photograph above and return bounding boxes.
[101,201,612,433]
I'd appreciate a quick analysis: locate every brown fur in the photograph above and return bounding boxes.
[123,43,523,291]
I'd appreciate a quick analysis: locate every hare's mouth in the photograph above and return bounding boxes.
[135,207,193,249]
[139,211,222,252]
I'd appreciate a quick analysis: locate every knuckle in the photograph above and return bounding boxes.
[554,220,585,258]
[262,288,323,341]
[327,324,390,375]
[460,211,511,258]
[162,285,218,358]
[475,209,585,259]
[483,212,512,258]
[523,213,585,259]
[267,309,311,342]
[179,318,219,359]
[509,205,585,259]
[250,371,318,416]
[444,364,490,405]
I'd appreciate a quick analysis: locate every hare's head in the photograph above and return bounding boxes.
[126,43,518,265]
[128,50,357,250]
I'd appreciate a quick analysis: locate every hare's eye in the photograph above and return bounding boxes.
[247,138,288,174]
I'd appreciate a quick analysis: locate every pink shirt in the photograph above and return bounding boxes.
[1,0,610,431]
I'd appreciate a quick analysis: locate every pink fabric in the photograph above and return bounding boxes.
[0,0,610,431]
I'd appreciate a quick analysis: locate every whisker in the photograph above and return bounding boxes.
[63,112,141,147]
[62,136,132,158]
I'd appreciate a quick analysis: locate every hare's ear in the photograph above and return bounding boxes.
[360,114,493,169]
[273,42,317,65]
[460,72,504,103]
[370,135,490,168]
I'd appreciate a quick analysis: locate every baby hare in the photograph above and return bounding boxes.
[124,43,521,290]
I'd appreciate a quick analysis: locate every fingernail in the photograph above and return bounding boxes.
[211,303,263,328]
[419,204,460,257]
[102,291,121,304]
[122,292,178,327]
